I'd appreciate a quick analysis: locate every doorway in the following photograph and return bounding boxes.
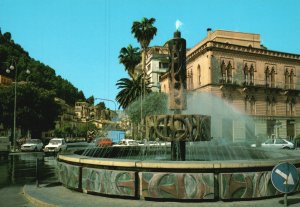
[267,119,276,137]
[287,120,295,139]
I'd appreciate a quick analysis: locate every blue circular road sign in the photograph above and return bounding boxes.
[271,162,299,193]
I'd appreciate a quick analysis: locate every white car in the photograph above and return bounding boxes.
[44,138,67,153]
[251,138,294,149]
[113,139,139,146]
[21,139,43,152]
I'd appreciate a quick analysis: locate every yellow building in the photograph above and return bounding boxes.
[161,29,300,142]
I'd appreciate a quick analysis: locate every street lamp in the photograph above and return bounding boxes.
[6,61,30,152]
[95,98,117,112]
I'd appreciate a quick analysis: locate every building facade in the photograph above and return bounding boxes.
[145,46,169,92]
[54,98,78,129]
[75,101,90,122]
[161,29,300,142]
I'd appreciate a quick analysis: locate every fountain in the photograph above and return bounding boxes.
[146,30,211,161]
[56,29,300,202]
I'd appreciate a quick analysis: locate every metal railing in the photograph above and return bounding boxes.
[219,78,299,90]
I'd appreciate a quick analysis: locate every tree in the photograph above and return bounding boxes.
[0,31,86,106]
[0,83,60,139]
[3,32,12,43]
[118,44,141,80]
[0,30,87,140]
[131,17,157,75]
[126,92,168,124]
[131,17,157,123]
[116,74,151,109]
[0,86,13,128]
[86,96,94,105]
[96,101,106,110]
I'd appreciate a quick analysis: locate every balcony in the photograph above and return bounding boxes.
[218,78,300,94]
[219,79,242,90]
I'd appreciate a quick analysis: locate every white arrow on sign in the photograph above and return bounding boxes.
[275,169,294,185]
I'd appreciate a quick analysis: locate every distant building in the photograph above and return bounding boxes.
[161,29,300,141]
[0,75,12,85]
[43,97,80,138]
[75,101,90,122]
[54,98,77,129]
[145,46,169,92]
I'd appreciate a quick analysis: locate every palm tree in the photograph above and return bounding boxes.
[131,17,157,75]
[131,17,157,130]
[118,44,141,80]
[116,74,151,109]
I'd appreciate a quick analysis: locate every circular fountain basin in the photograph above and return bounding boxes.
[57,146,300,201]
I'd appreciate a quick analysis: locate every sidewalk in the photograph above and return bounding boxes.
[23,183,300,207]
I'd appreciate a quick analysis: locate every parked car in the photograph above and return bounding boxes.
[93,137,113,147]
[21,139,43,152]
[44,138,67,153]
[113,139,138,146]
[142,140,160,146]
[251,138,294,149]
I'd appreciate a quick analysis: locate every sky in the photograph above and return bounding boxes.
[1,0,300,109]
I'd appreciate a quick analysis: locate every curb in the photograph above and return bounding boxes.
[23,185,59,207]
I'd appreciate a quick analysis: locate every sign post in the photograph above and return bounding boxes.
[271,162,299,207]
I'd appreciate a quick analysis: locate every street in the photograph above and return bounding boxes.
[0,153,57,207]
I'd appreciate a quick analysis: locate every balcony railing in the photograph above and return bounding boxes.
[219,78,298,90]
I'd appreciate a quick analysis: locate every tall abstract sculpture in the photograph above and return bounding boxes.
[145,30,211,161]
[168,30,187,110]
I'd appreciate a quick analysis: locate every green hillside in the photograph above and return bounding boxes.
[0,30,86,138]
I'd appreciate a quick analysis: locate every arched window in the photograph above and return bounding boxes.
[284,69,290,89]
[286,97,295,116]
[271,67,275,88]
[243,63,249,85]
[265,66,270,86]
[244,96,249,112]
[266,96,271,115]
[290,69,295,89]
[245,96,256,114]
[271,97,276,115]
[187,71,190,89]
[226,62,232,83]
[250,96,256,115]
[249,64,255,85]
[190,70,194,89]
[187,70,193,90]
[197,65,201,86]
[220,61,226,83]
[291,98,296,116]
[228,94,233,103]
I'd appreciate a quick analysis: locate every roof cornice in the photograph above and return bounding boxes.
[187,41,300,63]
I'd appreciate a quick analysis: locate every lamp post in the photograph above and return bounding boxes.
[95,98,117,112]
[95,98,117,124]
[6,61,30,152]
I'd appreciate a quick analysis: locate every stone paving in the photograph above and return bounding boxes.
[23,183,300,207]
[0,184,34,207]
